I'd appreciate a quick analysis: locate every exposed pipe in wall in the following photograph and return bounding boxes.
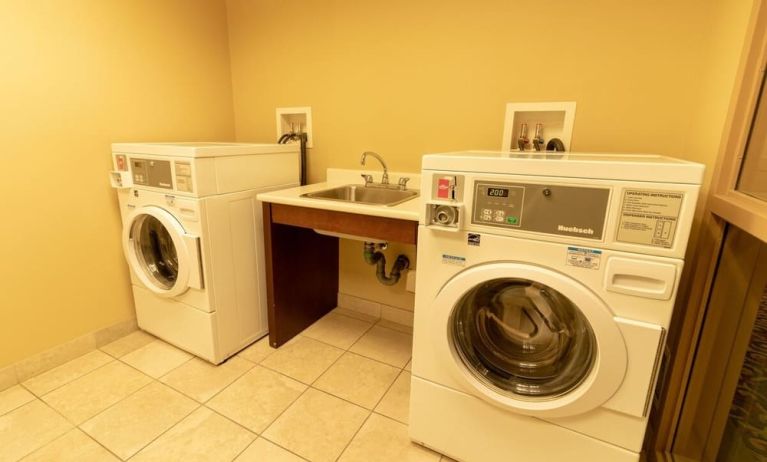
[363,242,409,286]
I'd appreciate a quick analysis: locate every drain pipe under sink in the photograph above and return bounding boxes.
[363,242,410,286]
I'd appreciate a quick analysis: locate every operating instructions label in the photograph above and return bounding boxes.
[566,247,602,270]
[616,189,684,248]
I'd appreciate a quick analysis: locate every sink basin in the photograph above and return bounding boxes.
[302,184,419,206]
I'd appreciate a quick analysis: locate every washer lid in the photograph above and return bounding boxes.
[422,151,704,184]
[111,142,299,158]
[122,206,202,297]
[432,262,628,418]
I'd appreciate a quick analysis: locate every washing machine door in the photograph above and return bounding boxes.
[122,206,202,298]
[433,262,627,418]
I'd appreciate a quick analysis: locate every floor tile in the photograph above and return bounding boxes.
[23,350,112,396]
[0,385,35,416]
[120,340,192,378]
[338,413,440,462]
[301,312,374,349]
[160,356,253,403]
[314,352,399,409]
[21,428,119,461]
[405,360,412,372]
[263,388,368,462]
[0,400,72,460]
[237,337,275,364]
[440,456,459,461]
[131,407,254,462]
[234,438,306,462]
[80,382,197,460]
[207,365,306,433]
[42,361,152,424]
[261,337,343,384]
[349,325,412,368]
[375,370,411,424]
[100,330,155,358]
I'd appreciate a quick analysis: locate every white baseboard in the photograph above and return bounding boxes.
[0,318,137,392]
[337,292,414,327]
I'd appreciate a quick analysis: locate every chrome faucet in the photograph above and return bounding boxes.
[360,151,389,185]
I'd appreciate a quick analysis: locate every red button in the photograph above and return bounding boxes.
[437,178,450,198]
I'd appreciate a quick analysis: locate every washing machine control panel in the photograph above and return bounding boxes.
[131,158,173,190]
[472,182,525,226]
[472,180,610,240]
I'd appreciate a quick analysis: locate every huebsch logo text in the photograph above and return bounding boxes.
[558,225,595,235]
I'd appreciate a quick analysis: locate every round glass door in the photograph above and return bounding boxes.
[122,206,196,297]
[129,214,179,290]
[451,277,597,400]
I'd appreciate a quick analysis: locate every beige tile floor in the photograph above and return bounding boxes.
[0,309,455,462]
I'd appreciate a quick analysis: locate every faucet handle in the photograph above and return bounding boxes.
[361,174,373,185]
[398,177,410,190]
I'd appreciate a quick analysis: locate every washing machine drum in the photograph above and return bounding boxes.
[452,278,597,399]
[131,214,180,289]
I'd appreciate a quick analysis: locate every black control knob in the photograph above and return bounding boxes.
[543,188,552,197]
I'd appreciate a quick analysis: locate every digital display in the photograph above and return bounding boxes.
[487,188,509,198]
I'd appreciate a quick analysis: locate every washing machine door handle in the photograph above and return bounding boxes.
[182,233,203,290]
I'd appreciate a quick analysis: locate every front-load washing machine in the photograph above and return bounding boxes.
[410,151,704,461]
[110,142,299,364]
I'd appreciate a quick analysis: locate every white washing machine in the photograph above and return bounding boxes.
[410,151,704,461]
[110,142,299,364]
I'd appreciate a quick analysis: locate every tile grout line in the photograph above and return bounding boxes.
[75,379,156,429]
[7,398,73,460]
[9,320,414,462]
[248,436,312,462]
[0,388,36,418]
[253,322,370,461]
[79,351,211,459]
[76,422,125,461]
[201,358,259,406]
[203,404,259,437]
[333,409,374,462]
[119,402,203,460]
[303,317,411,369]
[31,396,125,461]
[196,341,313,460]
[19,354,117,399]
[158,358,257,406]
[330,342,412,461]
[9,337,163,461]
[115,339,197,380]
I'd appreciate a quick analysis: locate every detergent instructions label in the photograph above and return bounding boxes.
[616,189,684,248]
[566,247,602,270]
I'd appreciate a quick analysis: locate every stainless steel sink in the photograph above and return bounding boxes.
[302,184,419,206]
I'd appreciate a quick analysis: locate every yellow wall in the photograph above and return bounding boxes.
[0,0,235,368]
[0,0,752,367]
[226,0,752,309]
